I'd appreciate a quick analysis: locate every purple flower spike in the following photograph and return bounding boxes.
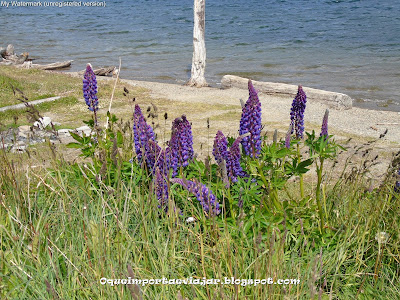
[290,85,307,139]
[213,130,228,164]
[147,140,162,172]
[133,104,158,168]
[157,147,172,176]
[395,168,400,193]
[169,115,194,176]
[226,137,247,182]
[171,178,221,216]
[155,168,169,212]
[83,63,99,112]
[320,109,329,139]
[239,80,262,157]
[181,115,194,161]
[213,132,247,182]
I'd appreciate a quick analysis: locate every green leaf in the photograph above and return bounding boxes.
[111,114,118,123]
[83,119,95,127]
[66,142,82,149]
[117,131,124,146]
[297,159,313,169]
[69,131,84,143]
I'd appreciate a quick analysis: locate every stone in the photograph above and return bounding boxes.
[75,125,92,136]
[18,125,32,138]
[33,116,52,129]
[0,143,10,150]
[58,129,72,137]
[11,145,26,153]
[18,125,31,132]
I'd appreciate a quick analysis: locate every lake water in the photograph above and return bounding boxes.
[1,0,400,110]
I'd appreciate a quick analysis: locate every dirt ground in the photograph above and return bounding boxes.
[28,72,400,186]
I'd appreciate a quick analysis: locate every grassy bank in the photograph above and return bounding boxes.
[1,66,400,299]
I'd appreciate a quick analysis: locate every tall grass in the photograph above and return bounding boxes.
[1,119,399,299]
[0,73,399,299]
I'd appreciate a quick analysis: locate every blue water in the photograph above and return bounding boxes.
[1,0,400,110]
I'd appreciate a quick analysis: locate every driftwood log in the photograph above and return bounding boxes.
[221,75,353,110]
[31,60,73,70]
[0,44,73,70]
[77,66,117,76]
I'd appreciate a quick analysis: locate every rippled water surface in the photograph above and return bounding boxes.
[1,0,400,110]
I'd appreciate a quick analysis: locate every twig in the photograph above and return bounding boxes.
[376,123,399,125]
[10,260,33,279]
[46,237,88,282]
[104,57,122,133]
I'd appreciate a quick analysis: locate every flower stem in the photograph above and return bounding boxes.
[256,160,281,210]
[316,157,325,234]
[297,143,304,198]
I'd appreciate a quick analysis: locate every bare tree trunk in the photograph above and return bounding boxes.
[187,0,208,87]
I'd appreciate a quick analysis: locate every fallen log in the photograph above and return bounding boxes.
[221,75,353,110]
[77,66,116,76]
[31,60,73,70]
[94,66,116,76]
[0,44,15,59]
[0,96,61,112]
[0,44,72,70]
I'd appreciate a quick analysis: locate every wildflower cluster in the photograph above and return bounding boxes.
[213,131,247,182]
[83,63,99,112]
[132,105,203,212]
[78,66,350,230]
[320,109,329,138]
[133,104,158,169]
[169,115,194,176]
[212,130,228,164]
[171,178,221,216]
[239,80,262,157]
[290,85,307,139]
[155,168,169,211]
[395,168,400,193]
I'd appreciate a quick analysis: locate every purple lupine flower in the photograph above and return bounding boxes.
[171,178,221,216]
[155,168,169,212]
[239,80,262,157]
[285,124,293,149]
[181,115,194,161]
[226,137,247,182]
[290,85,307,139]
[169,115,194,176]
[395,168,400,193]
[213,130,228,164]
[146,140,162,173]
[320,109,329,139]
[156,146,172,176]
[133,104,158,168]
[213,132,247,182]
[83,63,99,112]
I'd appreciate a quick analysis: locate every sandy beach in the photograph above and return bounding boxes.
[91,74,400,144]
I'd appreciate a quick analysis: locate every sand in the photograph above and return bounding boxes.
[116,77,400,143]
[65,72,400,181]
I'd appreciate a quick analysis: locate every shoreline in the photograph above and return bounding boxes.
[1,65,398,179]
[65,71,400,145]
[61,68,400,112]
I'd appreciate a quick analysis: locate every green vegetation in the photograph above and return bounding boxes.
[0,67,81,108]
[0,67,399,299]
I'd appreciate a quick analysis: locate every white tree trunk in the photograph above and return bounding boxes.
[187,0,208,87]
